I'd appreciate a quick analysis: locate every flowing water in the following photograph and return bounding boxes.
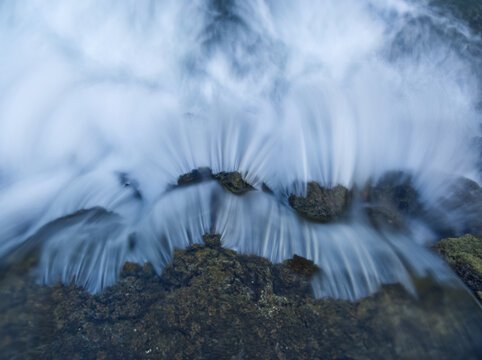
[0,0,481,303]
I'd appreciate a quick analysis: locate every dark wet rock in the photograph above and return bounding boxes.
[261,182,274,194]
[202,233,221,247]
[368,172,421,216]
[213,171,254,194]
[282,254,319,276]
[360,172,422,231]
[1,235,481,359]
[426,177,482,237]
[118,172,142,199]
[1,207,120,269]
[365,205,404,231]
[288,182,350,223]
[442,178,482,236]
[177,167,213,186]
[273,255,320,299]
[434,234,482,302]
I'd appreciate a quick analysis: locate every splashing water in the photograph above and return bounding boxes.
[0,0,480,299]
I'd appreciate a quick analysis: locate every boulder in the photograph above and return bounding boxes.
[433,234,482,302]
[288,182,350,222]
[177,167,213,186]
[213,171,254,194]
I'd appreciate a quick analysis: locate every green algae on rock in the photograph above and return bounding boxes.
[288,182,350,223]
[1,236,482,359]
[213,171,254,194]
[434,234,482,301]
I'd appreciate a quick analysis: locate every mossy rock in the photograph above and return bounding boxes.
[213,171,254,194]
[282,255,319,276]
[434,234,482,301]
[288,182,350,223]
[1,234,482,359]
[177,167,213,186]
[202,233,222,247]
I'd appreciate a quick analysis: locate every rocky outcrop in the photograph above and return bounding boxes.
[0,235,481,359]
[434,234,482,302]
[288,183,350,223]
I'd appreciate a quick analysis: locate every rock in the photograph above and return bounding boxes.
[365,206,404,230]
[425,177,482,237]
[282,255,319,276]
[261,182,274,194]
[442,178,482,236]
[177,167,213,186]
[433,234,482,302]
[360,171,421,231]
[288,182,350,223]
[117,172,142,199]
[1,236,481,359]
[202,233,222,247]
[273,255,320,299]
[367,171,421,216]
[213,171,254,194]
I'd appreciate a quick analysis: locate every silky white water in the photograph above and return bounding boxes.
[0,0,480,298]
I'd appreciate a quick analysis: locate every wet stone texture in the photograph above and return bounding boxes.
[177,167,213,186]
[176,168,255,195]
[440,178,482,237]
[434,234,482,302]
[0,236,481,359]
[213,171,254,194]
[419,177,482,238]
[288,183,350,223]
[356,171,424,232]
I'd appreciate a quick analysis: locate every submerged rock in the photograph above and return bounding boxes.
[213,171,254,194]
[273,255,320,298]
[365,205,404,230]
[423,177,482,238]
[367,171,421,216]
[442,178,482,236]
[434,234,482,302]
[261,182,274,194]
[361,171,421,230]
[288,182,350,222]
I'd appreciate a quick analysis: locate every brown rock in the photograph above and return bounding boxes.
[213,171,254,194]
[288,182,350,222]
